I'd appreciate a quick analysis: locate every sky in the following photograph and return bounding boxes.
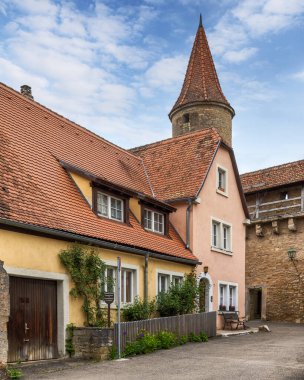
[0,0,303,173]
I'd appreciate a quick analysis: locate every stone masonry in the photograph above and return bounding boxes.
[0,261,9,366]
[171,103,233,146]
[246,216,304,322]
[72,327,113,361]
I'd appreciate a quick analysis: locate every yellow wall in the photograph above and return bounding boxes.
[129,197,141,221]
[0,229,193,326]
[69,172,92,206]
[69,171,142,223]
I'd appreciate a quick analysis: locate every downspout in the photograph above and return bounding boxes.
[186,199,193,249]
[144,254,149,302]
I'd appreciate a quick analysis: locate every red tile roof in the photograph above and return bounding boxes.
[241,160,304,193]
[0,83,198,263]
[169,19,232,117]
[131,129,221,201]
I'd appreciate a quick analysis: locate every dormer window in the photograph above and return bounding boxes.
[144,209,164,234]
[217,166,228,196]
[96,191,123,222]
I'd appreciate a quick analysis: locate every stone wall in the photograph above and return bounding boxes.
[0,261,9,366]
[73,327,113,361]
[171,103,233,146]
[246,216,304,322]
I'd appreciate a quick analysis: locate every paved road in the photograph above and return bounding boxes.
[21,322,304,380]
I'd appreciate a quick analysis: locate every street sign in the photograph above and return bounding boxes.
[104,292,114,305]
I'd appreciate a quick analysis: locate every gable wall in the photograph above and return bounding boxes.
[193,146,246,325]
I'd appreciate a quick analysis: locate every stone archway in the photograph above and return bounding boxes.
[0,261,9,366]
[198,272,213,312]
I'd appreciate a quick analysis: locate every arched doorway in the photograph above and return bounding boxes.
[199,278,210,312]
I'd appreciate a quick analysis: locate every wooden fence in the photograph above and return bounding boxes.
[114,311,216,351]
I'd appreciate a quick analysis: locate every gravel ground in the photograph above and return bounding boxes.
[7,321,304,380]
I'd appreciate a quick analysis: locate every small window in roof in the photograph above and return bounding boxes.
[280,191,288,200]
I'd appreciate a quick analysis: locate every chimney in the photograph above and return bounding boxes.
[20,85,34,100]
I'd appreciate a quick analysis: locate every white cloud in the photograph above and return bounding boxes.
[209,0,304,62]
[0,0,158,119]
[144,55,187,88]
[292,70,304,81]
[223,47,257,63]
[0,57,49,89]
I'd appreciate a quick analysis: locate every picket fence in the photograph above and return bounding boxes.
[113,311,216,351]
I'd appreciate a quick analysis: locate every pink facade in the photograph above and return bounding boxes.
[171,146,246,328]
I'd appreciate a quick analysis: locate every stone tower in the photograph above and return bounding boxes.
[169,15,235,146]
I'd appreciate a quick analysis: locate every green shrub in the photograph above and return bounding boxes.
[108,345,118,360]
[156,331,177,349]
[6,367,23,379]
[65,323,75,357]
[199,331,208,342]
[177,335,188,345]
[188,332,201,343]
[124,330,158,357]
[157,272,199,317]
[122,297,155,321]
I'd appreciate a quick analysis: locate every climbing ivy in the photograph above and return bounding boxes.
[65,323,75,357]
[59,244,108,327]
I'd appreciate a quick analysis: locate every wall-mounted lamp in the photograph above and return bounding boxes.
[203,266,209,274]
[287,248,297,261]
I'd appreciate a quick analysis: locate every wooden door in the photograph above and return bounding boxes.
[8,277,58,362]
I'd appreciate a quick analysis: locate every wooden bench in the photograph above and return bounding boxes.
[222,311,247,330]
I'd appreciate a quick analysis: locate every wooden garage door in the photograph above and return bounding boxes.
[8,277,58,362]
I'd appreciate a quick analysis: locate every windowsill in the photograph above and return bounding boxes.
[211,247,233,256]
[144,227,164,235]
[217,310,238,315]
[96,213,131,226]
[216,189,228,198]
[143,228,171,240]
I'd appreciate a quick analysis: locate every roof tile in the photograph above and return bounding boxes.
[241,160,304,193]
[131,129,221,201]
[0,83,198,263]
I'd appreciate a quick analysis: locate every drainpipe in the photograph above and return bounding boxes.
[186,199,193,249]
[144,254,149,302]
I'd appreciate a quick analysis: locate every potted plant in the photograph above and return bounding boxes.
[219,304,226,311]
[229,305,235,311]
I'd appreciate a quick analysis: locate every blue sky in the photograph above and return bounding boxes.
[0,0,303,173]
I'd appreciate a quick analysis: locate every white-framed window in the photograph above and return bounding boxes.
[217,165,228,195]
[121,268,134,304]
[218,281,238,311]
[172,275,183,286]
[211,219,232,252]
[219,284,226,308]
[144,209,164,234]
[97,191,124,222]
[102,263,138,305]
[156,270,184,294]
[104,267,116,293]
[158,273,170,293]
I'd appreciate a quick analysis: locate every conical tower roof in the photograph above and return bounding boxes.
[169,15,233,118]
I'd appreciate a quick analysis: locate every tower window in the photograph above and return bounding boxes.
[182,113,190,123]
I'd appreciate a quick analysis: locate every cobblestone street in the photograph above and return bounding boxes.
[13,322,304,380]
